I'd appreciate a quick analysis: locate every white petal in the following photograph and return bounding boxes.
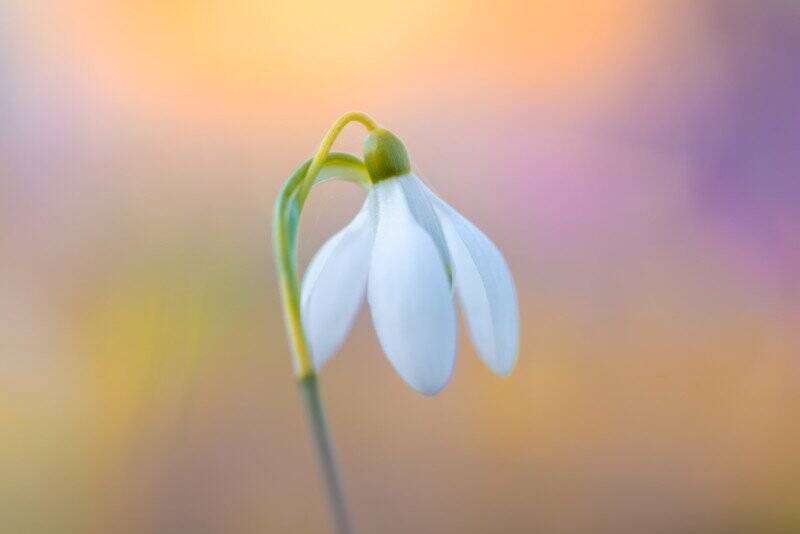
[301,202,374,369]
[431,193,519,375]
[368,180,456,395]
[396,174,452,277]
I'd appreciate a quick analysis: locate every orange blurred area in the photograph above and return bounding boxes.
[27,1,654,126]
[2,1,799,533]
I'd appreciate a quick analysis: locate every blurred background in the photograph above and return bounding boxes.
[2,1,799,532]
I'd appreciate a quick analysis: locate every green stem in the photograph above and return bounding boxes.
[273,112,377,533]
[274,114,376,380]
[298,374,352,534]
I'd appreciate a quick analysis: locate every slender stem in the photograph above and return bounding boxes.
[273,112,377,533]
[298,374,352,534]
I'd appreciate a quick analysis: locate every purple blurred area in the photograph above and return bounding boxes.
[1,1,799,533]
[693,2,800,306]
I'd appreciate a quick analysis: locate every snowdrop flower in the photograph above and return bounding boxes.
[273,113,519,531]
[301,128,519,395]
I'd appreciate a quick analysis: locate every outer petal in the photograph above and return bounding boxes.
[431,192,519,375]
[301,202,374,369]
[368,180,456,395]
[396,174,452,277]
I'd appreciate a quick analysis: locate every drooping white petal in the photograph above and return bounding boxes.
[396,174,452,276]
[368,179,456,395]
[429,191,519,376]
[301,202,375,369]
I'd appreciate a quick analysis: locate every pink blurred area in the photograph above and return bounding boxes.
[2,1,799,533]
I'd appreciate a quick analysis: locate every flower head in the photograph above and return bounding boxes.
[300,127,519,395]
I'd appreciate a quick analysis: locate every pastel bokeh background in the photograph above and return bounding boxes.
[2,1,799,532]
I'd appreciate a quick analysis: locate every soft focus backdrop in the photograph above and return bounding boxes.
[2,1,799,533]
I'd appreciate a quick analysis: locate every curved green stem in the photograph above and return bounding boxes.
[297,112,376,206]
[272,113,377,534]
[274,114,375,379]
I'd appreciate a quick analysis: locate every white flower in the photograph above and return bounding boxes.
[300,131,518,395]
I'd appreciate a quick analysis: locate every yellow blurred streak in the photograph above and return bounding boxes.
[0,389,86,532]
[75,258,215,462]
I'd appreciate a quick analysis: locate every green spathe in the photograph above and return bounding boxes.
[363,128,411,182]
